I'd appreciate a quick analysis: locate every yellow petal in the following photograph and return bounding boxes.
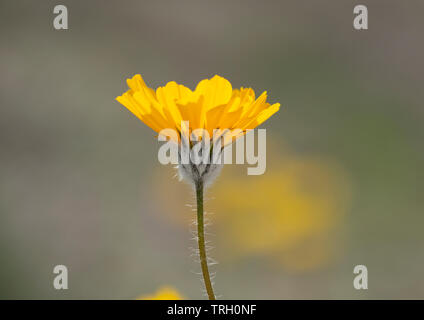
[195,75,233,110]
[156,82,184,130]
[126,74,148,91]
[243,103,280,130]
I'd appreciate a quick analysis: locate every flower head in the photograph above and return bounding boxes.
[117,75,280,185]
[116,74,280,138]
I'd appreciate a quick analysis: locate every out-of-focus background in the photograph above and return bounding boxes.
[1,0,423,299]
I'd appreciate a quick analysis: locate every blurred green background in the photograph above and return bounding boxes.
[1,0,423,299]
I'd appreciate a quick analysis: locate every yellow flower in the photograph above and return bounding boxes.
[137,286,184,300]
[117,74,281,300]
[116,74,280,138]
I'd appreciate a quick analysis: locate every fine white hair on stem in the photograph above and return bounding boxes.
[186,187,219,299]
[177,141,221,300]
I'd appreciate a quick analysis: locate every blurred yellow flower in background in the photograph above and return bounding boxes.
[137,286,184,300]
[213,154,351,272]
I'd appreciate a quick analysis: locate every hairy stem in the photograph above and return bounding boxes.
[195,179,216,300]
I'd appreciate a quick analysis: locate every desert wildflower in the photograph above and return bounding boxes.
[117,74,280,300]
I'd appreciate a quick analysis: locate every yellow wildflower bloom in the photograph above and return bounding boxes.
[117,74,281,300]
[137,286,184,300]
[116,74,280,138]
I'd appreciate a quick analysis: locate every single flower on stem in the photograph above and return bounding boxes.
[117,74,280,299]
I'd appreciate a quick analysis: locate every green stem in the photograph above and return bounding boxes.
[195,179,216,300]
